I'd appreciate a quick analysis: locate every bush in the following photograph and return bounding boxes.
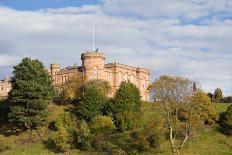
[73,120,93,151]
[55,112,76,130]
[89,116,115,134]
[114,111,141,132]
[15,127,47,145]
[53,127,74,152]
[219,105,232,135]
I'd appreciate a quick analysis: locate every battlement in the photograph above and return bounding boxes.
[81,51,105,60]
[105,62,150,74]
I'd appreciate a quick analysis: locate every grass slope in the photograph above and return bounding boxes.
[0,102,231,155]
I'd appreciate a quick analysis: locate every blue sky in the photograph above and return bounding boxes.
[0,0,232,95]
[0,0,102,10]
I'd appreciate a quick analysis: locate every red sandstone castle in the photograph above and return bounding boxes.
[0,51,150,101]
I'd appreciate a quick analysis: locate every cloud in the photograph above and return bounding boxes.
[0,1,232,95]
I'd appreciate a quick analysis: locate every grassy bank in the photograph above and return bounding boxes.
[1,102,231,155]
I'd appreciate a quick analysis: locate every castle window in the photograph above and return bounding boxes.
[0,87,3,92]
[93,66,98,79]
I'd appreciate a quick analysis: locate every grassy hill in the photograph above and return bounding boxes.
[1,102,231,155]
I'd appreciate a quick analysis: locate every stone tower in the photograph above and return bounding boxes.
[81,51,105,81]
[50,63,61,84]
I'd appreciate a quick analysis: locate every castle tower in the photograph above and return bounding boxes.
[50,63,61,84]
[81,51,105,81]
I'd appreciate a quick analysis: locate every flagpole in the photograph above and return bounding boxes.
[93,22,95,51]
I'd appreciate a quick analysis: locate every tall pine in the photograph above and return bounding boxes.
[8,57,55,130]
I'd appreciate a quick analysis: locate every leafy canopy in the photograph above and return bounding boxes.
[8,57,55,130]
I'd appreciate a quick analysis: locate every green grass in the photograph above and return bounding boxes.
[0,102,232,155]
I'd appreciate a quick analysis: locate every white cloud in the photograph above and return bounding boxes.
[0,1,232,95]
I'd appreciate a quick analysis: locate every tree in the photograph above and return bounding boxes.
[151,75,212,155]
[207,92,213,102]
[219,105,232,135]
[213,88,223,103]
[75,80,110,122]
[81,80,111,97]
[62,73,84,102]
[113,81,141,114]
[8,57,55,130]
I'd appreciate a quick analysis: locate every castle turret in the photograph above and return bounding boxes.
[50,63,61,76]
[81,51,105,81]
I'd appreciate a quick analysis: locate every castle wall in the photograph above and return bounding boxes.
[0,81,11,100]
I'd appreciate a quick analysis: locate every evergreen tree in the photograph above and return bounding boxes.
[213,88,223,103]
[113,81,141,114]
[76,87,107,122]
[8,57,55,130]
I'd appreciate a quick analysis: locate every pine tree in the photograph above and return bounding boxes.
[8,57,55,130]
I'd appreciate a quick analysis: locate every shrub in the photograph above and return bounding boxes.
[53,127,74,152]
[74,120,93,151]
[55,112,76,130]
[89,116,115,134]
[15,127,47,145]
[219,105,232,135]
[135,137,150,152]
[114,111,141,132]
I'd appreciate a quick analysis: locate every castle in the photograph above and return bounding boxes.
[0,51,150,101]
[0,76,11,100]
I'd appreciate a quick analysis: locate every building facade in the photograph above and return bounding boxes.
[0,51,150,101]
[0,77,11,100]
[48,51,150,101]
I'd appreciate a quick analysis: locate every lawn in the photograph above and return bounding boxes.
[0,102,231,155]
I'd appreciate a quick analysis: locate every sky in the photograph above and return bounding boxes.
[0,0,232,95]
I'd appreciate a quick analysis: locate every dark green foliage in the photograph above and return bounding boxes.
[219,105,232,135]
[220,96,232,103]
[113,81,141,114]
[0,99,10,124]
[8,57,55,130]
[81,80,111,97]
[114,111,141,132]
[213,88,223,103]
[75,87,107,122]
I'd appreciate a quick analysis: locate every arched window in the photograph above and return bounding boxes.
[93,66,98,79]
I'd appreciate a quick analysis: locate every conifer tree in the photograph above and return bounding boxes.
[8,57,55,130]
[113,81,141,114]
